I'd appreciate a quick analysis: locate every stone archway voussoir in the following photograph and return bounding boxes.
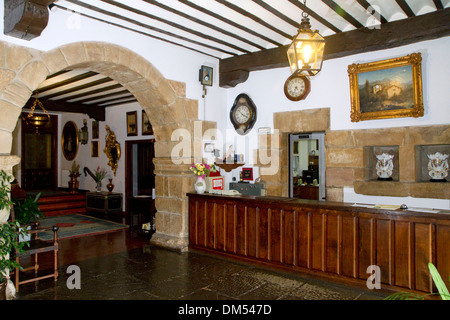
[18,60,49,91]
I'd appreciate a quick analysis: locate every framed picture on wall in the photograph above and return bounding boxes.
[348,52,424,122]
[242,168,253,181]
[92,120,99,139]
[62,121,79,161]
[142,110,153,135]
[91,141,99,158]
[126,111,137,136]
[199,65,213,86]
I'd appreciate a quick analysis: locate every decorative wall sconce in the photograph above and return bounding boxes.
[79,119,89,144]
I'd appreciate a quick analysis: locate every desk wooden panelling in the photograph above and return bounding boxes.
[188,194,450,294]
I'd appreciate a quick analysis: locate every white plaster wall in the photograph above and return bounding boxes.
[225,36,450,209]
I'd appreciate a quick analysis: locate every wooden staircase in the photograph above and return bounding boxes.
[38,193,87,217]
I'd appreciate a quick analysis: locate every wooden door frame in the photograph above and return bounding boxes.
[20,113,58,190]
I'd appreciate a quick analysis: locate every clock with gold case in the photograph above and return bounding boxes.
[284,73,311,101]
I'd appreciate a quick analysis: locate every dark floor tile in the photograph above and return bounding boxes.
[15,243,390,301]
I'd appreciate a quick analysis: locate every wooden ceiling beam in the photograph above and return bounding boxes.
[24,98,106,121]
[219,8,450,87]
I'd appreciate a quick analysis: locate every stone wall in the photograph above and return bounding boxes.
[327,125,450,200]
[256,107,449,201]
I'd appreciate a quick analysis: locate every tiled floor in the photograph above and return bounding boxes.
[16,244,388,300]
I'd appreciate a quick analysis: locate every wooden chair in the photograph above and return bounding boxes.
[10,207,59,292]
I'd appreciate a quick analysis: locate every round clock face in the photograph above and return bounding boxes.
[284,74,311,101]
[230,94,257,135]
[234,105,251,124]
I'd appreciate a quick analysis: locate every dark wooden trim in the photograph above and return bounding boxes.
[433,0,444,10]
[101,98,138,108]
[37,71,98,93]
[53,3,220,59]
[142,0,265,51]
[24,99,105,121]
[219,8,450,87]
[355,0,388,24]
[52,83,123,103]
[215,0,291,40]
[322,0,364,29]
[74,89,130,104]
[88,94,135,106]
[251,0,299,28]
[62,0,235,57]
[395,0,415,18]
[100,0,248,54]
[188,193,450,294]
[40,77,114,100]
[287,0,342,34]
[178,0,283,47]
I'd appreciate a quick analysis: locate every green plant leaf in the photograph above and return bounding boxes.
[428,263,450,300]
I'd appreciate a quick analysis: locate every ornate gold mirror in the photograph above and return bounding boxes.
[104,125,121,175]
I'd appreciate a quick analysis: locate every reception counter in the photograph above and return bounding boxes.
[188,193,450,294]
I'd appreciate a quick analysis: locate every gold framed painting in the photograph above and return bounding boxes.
[348,52,424,122]
[142,110,153,135]
[91,141,99,158]
[126,111,137,136]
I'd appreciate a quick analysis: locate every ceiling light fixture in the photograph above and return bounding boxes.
[287,0,325,76]
[23,93,50,134]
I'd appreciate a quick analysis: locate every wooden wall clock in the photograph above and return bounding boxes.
[284,73,311,101]
[230,93,257,135]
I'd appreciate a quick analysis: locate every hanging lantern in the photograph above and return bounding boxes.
[287,8,325,76]
[23,93,50,134]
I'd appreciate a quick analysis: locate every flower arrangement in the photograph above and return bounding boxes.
[94,166,107,182]
[189,163,216,179]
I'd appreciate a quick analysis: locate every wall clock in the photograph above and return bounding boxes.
[284,73,311,101]
[230,93,257,135]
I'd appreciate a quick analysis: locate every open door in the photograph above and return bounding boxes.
[125,139,155,234]
[289,132,325,200]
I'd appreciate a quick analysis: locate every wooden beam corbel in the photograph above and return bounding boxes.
[4,0,54,40]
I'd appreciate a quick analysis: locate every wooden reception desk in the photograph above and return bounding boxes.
[188,193,450,294]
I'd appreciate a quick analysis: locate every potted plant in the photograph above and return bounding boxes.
[12,192,44,242]
[93,166,107,192]
[0,170,27,299]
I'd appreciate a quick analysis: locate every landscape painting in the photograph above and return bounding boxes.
[358,65,413,113]
[348,53,424,122]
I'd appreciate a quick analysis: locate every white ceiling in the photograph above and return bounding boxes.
[31,0,448,112]
[52,0,449,59]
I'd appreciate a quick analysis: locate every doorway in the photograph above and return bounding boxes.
[21,113,58,191]
[125,139,156,233]
[289,132,325,200]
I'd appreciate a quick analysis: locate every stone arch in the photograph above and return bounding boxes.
[0,41,208,250]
